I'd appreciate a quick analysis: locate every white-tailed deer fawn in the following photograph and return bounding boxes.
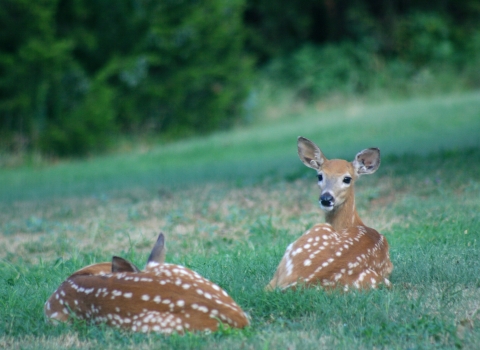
[45,233,249,334]
[266,136,393,291]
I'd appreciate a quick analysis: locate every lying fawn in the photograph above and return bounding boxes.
[266,137,393,291]
[45,233,249,334]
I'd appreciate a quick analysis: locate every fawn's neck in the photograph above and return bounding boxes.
[325,192,364,232]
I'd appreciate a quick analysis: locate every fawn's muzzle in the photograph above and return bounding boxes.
[320,193,334,207]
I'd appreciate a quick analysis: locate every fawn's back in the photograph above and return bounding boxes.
[45,233,249,334]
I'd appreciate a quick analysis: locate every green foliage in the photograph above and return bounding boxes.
[0,0,252,156]
[393,12,454,66]
[248,2,480,102]
[113,0,253,137]
[2,0,480,157]
[264,42,377,99]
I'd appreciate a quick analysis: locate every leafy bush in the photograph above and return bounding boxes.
[0,0,252,156]
[393,12,454,66]
[264,43,377,99]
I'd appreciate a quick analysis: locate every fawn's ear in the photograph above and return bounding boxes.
[352,148,380,175]
[297,136,327,170]
[112,256,141,273]
[147,232,166,265]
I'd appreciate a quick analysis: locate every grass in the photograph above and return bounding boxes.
[1,91,480,349]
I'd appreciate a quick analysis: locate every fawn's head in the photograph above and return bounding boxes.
[298,136,380,212]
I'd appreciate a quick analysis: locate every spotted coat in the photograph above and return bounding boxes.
[44,234,249,334]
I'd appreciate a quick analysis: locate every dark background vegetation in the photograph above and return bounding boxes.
[1,0,480,157]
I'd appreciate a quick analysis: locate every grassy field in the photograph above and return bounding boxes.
[1,91,480,349]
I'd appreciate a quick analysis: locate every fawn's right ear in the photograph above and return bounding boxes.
[147,233,166,265]
[112,256,141,273]
[297,136,327,170]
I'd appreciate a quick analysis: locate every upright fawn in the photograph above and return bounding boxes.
[45,233,249,334]
[266,137,393,291]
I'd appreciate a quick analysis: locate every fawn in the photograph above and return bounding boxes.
[45,233,249,334]
[266,136,393,291]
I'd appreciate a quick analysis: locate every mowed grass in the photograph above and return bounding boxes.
[1,91,480,349]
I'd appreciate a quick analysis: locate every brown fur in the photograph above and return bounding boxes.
[45,233,249,334]
[266,137,393,291]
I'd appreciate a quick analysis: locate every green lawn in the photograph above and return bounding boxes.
[1,91,479,349]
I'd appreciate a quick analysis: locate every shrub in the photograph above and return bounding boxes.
[0,0,253,156]
[263,42,379,100]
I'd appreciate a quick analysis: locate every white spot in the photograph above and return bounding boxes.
[292,247,303,256]
[304,244,311,249]
[198,306,209,313]
[154,296,161,303]
[304,259,312,266]
[123,292,132,298]
[176,300,185,307]
[182,284,191,289]
[147,261,160,269]
[141,295,150,301]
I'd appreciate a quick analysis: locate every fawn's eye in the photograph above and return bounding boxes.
[343,176,352,184]
[317,174,323,182]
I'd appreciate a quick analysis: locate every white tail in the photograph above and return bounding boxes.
[266,136,393,291]
[45,233,249,334]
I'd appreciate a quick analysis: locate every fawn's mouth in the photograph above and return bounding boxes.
[319,200,334,211]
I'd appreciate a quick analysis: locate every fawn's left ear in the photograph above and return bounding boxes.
[147,232,166,265]
[112,256,141,273]
[352,148,380,175]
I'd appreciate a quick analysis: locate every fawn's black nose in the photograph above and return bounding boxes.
[320,193,334,207]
